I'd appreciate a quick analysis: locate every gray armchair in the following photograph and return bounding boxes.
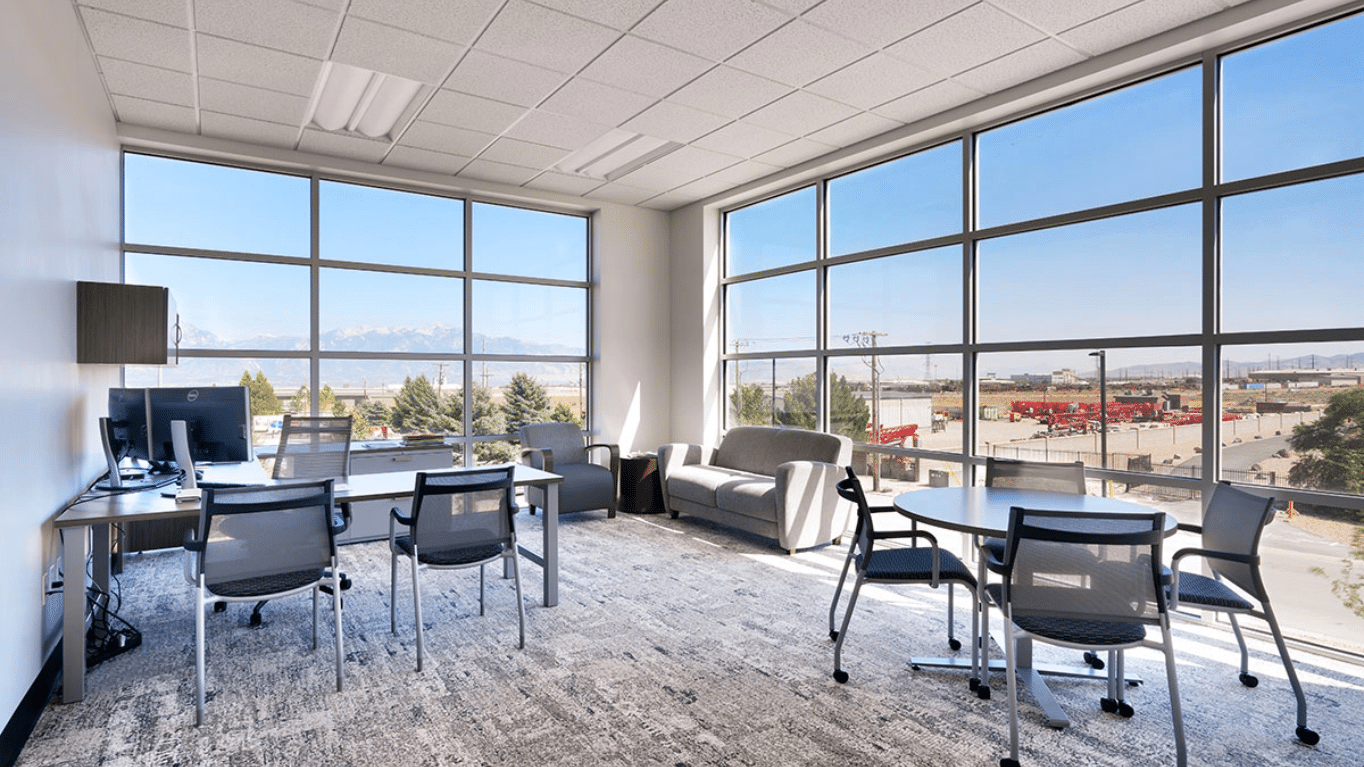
[518,422,620,518]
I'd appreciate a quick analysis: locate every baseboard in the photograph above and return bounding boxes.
[0,641,62,767]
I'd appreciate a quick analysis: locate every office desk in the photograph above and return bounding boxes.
[54,462,562,703]
[893,486,1175,728]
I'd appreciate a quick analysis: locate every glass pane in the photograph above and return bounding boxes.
[725,358,816,430]
[125,253,309,350]
[828,142,962,256]
[123,154,310,256]
[471,202,586,281]
[320,181,463,269]
[472,281,585,356]
[726,272,816,354]
[1222,12,1364,181]
[828,246,961,348]
[320,359,462,441]
[978,205,1201,342]
[725,186,816,275]
[978,68,1201,228]
[1222,173,1364,332]
[978,348,1203,478]
[124,357,309,449]
[471,361,588,463]
[320,268,464,353]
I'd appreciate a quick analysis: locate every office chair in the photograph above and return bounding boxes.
[1167,481,1319,745]
[829,467,978,685]
[519,422,619,518]
[184,480,345,725]
[390,466,524,672]
[991,506,1186,767]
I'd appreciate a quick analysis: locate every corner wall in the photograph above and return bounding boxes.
[0,0,121,728]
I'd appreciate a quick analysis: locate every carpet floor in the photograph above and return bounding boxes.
[18,510,1364,766]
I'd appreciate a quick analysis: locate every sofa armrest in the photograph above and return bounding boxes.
[657,443,714,517]
[774,460,854,552]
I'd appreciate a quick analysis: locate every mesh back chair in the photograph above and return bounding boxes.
[829,467,978,685]
[519,422,619,518]
[184,480,344,725]
[1167,481,1318,745]
[389,466,523,672]
[991,507,1185,767]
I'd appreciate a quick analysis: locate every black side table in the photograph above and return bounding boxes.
[619,453,663,514]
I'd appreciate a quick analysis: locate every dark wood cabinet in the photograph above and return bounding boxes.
[77,281,179,365]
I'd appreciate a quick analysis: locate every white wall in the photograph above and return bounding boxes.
[666,202,722,447]
[0,0,121,726]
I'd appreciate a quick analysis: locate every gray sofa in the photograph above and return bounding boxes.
[657,426,854,553]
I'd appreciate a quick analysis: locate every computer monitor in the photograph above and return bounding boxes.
[96,388,156,490]
[146,386,253,467]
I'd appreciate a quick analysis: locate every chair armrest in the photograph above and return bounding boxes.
[585,442,620,480]
[332,502,351,534]
[183,529,204,553]
[390,506,412,525]
[868,527,953,586]
[1167,546,1259,608]
[656,443,713,517]
[520,446,554,473]
[1176,522,1203,535]
[774,460,854,547]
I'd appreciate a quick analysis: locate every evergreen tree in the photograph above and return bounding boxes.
[729,382,769,426]
[289,385,309,414]
[390,375,453,434]
[239,370,282,416]
[501,372,552,435]
[357,399,390,427]
[550,401,583,426]
[448,384,515,462]
[781,372,870,442]
[319,384,339,415]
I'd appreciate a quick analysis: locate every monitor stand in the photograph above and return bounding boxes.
[95,417,161,491]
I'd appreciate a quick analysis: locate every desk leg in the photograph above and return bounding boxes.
[60,524,94,703]
[514,483,559,607]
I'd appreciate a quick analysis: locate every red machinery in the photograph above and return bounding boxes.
[868,423,919,447]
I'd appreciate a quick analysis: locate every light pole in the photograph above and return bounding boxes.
[845,331,886,491]
[1089,350,1107,470]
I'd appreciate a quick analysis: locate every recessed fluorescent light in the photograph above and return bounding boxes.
[555,129,682,181]
[306,62,423,140]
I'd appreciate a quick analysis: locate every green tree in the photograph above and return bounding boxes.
[288,385,309,414]
[780,372,870,442]
[446,384,516,462]
[357,399,390,427]
[240,370,282,416]
[501,372,552,435]
[550,401,583,426]
[729,382,769,426]
[1289,388,1364,493]
[319,384,339,416]
[390,375,454,434]
[331,399,372,440]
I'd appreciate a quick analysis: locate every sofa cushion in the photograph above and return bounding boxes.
[714,475,778,523]
[713,426,845,476]
[667,463,762,504]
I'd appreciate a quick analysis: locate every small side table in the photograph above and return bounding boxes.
[619,453,663,514]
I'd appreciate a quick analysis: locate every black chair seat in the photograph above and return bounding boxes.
[392,536,505,567]
[208,568,324,598]
[1170,571,1253,611]
[1014,615,1146,646]
[862,546,977,586]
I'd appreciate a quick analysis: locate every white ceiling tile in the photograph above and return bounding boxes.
[541,79,657,127]
[586,182,661,205]
[532,0,661,30]
[1060,0,1226,56]
[988,0,1142,34]
[348,0,501,45]
[753,136,836,166]
[79,7,193,72]
[200,112,299,148]
[579,35,714,98]
[477,137,569,169]
[757,0,822,12]
[330,16,464,84]
[459,159,541,185]
[421,90,525,134]
[726,20,866,87]
[198,78,310,126]
[663,174,740,201]
[743,91,860,137]
[803,0,975,48]
[194,0,338,59]
[523,171,607,196]
[637,189,697,210]
[97,57,195,106]
[298,128,393,162]
[111,94,197,132]
[195,35,321,96]
[399,121,497,156]
[805,53,940,110]
[78,0,188,28]
[383,145,471,175]
[954,38,1088,93]
[805,111,903,147]
[633,0,789,61]
[444,50,567,107]
[885,4,1046,77]
[706,158,783,187]
[873,79,983,123]
[503,110,613,152]
[622,102,732,144]
[291,0,346,9]
[692,121,792,158]
[474,0,620,73]
[616,145,739,186]
[665,65,790,119]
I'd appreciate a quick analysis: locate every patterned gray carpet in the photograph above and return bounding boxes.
[19,510,1364,766]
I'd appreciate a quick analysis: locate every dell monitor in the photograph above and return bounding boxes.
[96,388,156,490]
[146,386,253,468]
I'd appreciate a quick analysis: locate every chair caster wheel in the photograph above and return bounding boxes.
[977,685,991,700]
[969,678,980,691]
[910,664,921,671]
[249,611,262,628]
[1083,651,1105,670]
[833,670,849,684]
[1296,726,1320,746]
[829,630,839,641]
[1239,672,1259,688]
[948,638,962,651]
[213,602,227,613]
[1100,697,1117,714]
[1000,759,1020,767]
[1126,679,1141,688]
[1118,701,1134,718]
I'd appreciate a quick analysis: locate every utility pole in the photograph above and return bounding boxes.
[434,362,448,395]
[845,331,887,491]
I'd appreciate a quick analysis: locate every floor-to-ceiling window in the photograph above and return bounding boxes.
[723,9,1364,651]
[121,153,592,464]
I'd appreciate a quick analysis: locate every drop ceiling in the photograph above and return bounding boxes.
[73,0,1264,210]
